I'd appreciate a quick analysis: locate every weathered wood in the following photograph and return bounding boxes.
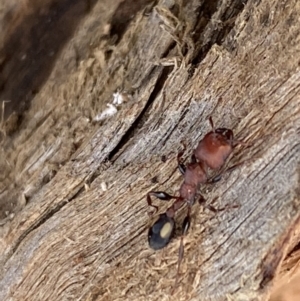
[0,0,300,300]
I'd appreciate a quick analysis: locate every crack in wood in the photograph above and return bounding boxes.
[191,0,248,65]
[10,185,86,256]
[107,67,172,163]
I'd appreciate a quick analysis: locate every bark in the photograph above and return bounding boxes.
[0,0,299,300]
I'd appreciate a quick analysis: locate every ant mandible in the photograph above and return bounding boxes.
[147,117,241,290]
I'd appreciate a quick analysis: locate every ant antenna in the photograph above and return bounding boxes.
[208,116,215,132]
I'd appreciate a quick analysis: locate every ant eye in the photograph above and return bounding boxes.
[215,128,233,141]
[148,214,175,250]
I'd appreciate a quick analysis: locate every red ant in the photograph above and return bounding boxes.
[147,117,242,290]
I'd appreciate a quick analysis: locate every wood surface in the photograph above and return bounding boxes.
[0,0,299,300]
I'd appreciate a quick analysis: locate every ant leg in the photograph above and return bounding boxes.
[172,207,191,294]
[147,191,178,214]
[177,150,186,175]
[206,174,222,184]
[209,116,215,132]
[177,142,187,175]
[197,194,219,212]
[177,144,197,175]
[201,196,239,212]
[207,159,249,183]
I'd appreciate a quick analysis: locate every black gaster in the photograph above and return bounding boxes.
[148,213,175,250]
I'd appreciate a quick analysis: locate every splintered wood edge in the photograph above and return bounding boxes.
[269,220,300,300]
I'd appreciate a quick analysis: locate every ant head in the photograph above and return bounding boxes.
[148,213,175,250]
[215,128,234,144]
[209,118,234,143]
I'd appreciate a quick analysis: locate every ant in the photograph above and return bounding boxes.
[147,117,242,290]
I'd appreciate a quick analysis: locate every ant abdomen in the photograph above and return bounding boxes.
[148,214,175,250]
